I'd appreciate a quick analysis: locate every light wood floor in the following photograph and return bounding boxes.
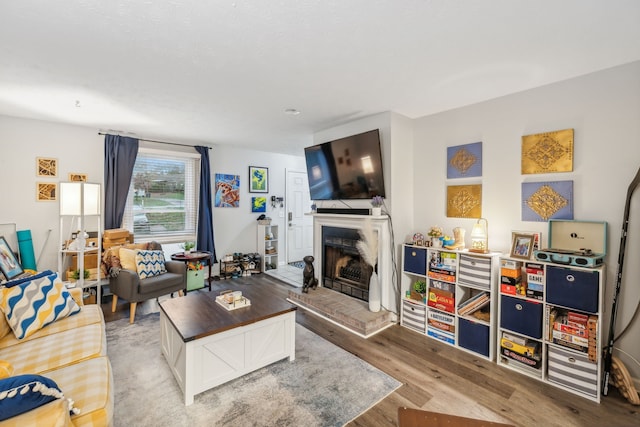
[102,274,639,427]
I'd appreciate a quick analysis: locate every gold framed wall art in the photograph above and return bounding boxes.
[446,184,482,218]
[36,157,58,177]
[36,182,57,201]
[521,128,573,174]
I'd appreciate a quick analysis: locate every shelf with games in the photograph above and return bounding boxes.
[497,257,604,402]
[400,244,501,361]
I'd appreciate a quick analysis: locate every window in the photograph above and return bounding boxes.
[122,147,200,243]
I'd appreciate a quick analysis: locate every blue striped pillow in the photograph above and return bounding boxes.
[135,250,167,279]
[0,272,80,339]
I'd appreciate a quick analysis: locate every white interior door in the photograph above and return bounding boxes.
[286,170,313,263]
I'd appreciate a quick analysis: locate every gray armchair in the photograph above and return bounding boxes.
[109,260,187,323]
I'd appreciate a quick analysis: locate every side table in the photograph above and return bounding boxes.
[170,251,213,293]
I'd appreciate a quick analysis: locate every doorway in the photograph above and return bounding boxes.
[285,170,313,265]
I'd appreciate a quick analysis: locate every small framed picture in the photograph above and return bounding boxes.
[37,157,58,177]
[510,232,535,260]
[69,173,87,182]
[36,182,57,201]
[249,166,268,193]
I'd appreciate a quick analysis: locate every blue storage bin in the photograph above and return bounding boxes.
[458,318,490,357]
[546,266,599,313]
[404,246,427,275]
[500,295,543,339]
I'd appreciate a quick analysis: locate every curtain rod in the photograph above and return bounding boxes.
[98,132,212,149]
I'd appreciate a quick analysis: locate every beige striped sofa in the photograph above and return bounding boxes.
[0,287,113,427]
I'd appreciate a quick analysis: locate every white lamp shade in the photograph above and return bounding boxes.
[60,182,101,216]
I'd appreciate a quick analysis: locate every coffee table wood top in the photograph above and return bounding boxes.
[159,283,296,342]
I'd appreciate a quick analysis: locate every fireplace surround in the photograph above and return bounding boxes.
[312,213,396,314]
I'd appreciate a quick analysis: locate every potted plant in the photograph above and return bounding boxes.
[69,269,90,282]
[428,226,443,247]
[413,280,427,301]
[181,241,195,253]
[370,195,384,216]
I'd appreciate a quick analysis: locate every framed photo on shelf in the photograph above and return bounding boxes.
[249,166,268,193]
[513,230,542,252]
[510,232,535,260]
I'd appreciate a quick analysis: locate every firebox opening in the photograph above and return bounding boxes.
[322,226,372,302]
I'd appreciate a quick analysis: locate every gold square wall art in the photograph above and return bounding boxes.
[36,182,57,201]
[446,184,482,218]
[69,173,87,182]
[36,157,58,177]
[521,128,573,174]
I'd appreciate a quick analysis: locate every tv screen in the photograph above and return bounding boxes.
[304,129,385,200]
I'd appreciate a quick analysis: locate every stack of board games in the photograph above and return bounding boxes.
[428,250,457,283]
[548,308,598,362]
[525,262,544,300]
[500,259,523,296]
[500,331,542,369]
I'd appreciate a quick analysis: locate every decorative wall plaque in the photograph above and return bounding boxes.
[447,141,482,179]
[522,181,573,221]
[36,182,57,201]
[447,184,482,218]
[36,157,58,177]
[521,129,573,174]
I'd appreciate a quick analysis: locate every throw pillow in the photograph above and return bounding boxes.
[2,270,55,288]
[0,360,13,379]
[118,248,138,271]
[135,250,167,279]
[0,374,79,421]
[0,311,10,340]
[0,272,80,340]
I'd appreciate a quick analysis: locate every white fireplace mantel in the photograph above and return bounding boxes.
[311,213,397,314]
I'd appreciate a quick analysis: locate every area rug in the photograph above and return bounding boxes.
[106,312,401,426]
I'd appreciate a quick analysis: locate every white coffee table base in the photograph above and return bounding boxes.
[160,310,296,405]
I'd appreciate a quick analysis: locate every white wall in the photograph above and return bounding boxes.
[0,116,103,271]
[210,145,306,265]
[412,60,640,384]
[0,115,306,276]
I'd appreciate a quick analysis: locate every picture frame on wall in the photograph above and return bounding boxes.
[36,157,57,177]
[36,182,57,201]
[69,173,87,182]
[510,232,535,260]
[249,166,269,193]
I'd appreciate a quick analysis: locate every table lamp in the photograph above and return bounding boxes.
[470,218,489,253]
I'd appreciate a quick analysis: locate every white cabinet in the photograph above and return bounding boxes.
[257,224,278,271]
[497,258,604,402]
[400,244,500,361]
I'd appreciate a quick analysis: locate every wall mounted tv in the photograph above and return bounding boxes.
[304,129,385,200]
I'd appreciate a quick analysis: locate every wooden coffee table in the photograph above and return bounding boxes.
[159,284,297,405]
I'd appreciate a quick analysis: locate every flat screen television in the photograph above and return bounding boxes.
[304,129,385,200]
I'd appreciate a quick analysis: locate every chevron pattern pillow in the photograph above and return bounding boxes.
[0,272,80,340]
[135,250,167,279]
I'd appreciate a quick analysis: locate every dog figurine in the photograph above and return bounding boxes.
[302,255,318,293]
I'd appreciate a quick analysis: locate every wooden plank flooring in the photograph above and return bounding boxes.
[102,274,639,427]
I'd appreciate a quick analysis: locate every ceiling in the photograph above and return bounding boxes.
[1,1,639,156]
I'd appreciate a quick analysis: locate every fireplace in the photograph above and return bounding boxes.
[322,226,372,302]
[312,213,396,315]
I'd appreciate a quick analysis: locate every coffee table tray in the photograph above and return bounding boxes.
[215,295,251,310]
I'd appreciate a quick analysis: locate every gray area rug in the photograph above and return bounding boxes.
[106,312,401,426]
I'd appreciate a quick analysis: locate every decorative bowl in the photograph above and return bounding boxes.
[441,237,455,246]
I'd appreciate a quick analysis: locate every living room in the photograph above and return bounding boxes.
[2,2,640,425]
